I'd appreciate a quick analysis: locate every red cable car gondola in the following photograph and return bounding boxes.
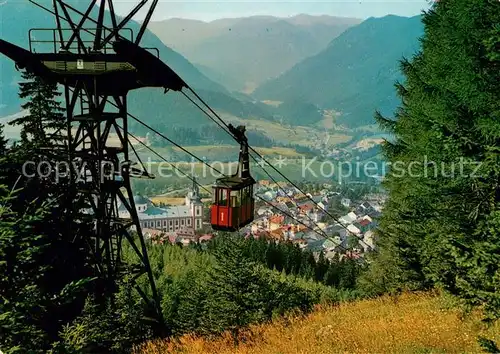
[210,124,255,231]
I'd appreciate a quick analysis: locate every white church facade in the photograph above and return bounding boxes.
[118,179,204,232]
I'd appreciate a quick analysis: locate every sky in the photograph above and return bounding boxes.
[113,0,432,22]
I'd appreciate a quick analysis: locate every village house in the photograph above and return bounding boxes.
[258,179,271,187]
[262,190,277,201]
[341,198,352,208]
[268,214,285,231]
[291,238,308,249]
[339,211,358,225]
[347,223,362,236]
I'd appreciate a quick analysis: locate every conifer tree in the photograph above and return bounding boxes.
[203,234,268,337]
[0,124,7,156]
[0,69,116,351]
[10,71,65,149]
[0,185,94,353]
[366,0,500,318]
[0,124,10,185]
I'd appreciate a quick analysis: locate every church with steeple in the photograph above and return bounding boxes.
[118,177,204,232]
[185,176,204,228]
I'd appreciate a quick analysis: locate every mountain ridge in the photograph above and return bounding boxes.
[253,14,424,127]
[148,14,362,92]
[0,0,228,117]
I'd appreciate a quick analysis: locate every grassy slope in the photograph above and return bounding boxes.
[135,292,500,354]
[221,114,352,146]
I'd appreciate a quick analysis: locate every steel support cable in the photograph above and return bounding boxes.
[180,89,374,251]
[73,89,233,194]
[85,87,373,252]
[29,0,142,46]
[75,94,358,251]
[126,133,333,242]
[249,155,331,240]
[118,126,334,243]
[126,132,358,251]
[105,98,334,242]
[182,91,372,252]
[181,91,328,235]
[36,1,238,208]
[179,92,339,241]
[92,96,225,177]
[252,160,329,239]
[127,134,149,177]
[119,126,212,195]
[34,0,371,250]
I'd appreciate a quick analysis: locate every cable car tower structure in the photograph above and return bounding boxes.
[0,0,188,326]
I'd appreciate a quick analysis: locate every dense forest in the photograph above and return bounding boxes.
[0,72,363,351]
[1,0,499,352]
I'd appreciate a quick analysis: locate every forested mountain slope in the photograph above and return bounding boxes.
[254,15,424,127]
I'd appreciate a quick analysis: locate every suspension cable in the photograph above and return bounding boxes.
[180,89,373,248]
[108,101,367,251]
[29,0,371,253]
[125,127,334,243]
[121,126,212,195]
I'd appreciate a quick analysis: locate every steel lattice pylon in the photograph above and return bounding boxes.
[0,0,188,328]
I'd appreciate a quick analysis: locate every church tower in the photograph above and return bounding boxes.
[186,176,204,230]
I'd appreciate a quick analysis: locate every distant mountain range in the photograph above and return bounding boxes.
[0,4,426,133]
[254,15,425,127]
[0,0,242,123]
[148,14,361,92]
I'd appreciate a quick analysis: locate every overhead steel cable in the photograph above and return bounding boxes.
[75,92,366,252]
[180,89,374,250]
[73,89,223,195]
[33,0,371,250]
[120,127,212,196]
[249,155,331,240]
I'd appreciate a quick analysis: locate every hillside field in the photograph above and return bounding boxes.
[136,159,343,185]
[135,292,500,354]
[173,145,304,158]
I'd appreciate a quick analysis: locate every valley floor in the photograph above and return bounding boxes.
[135,292,499,354]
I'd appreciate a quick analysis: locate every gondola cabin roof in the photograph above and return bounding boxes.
[213,176,255,189]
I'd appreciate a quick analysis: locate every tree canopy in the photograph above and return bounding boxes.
[365,0,500,320]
